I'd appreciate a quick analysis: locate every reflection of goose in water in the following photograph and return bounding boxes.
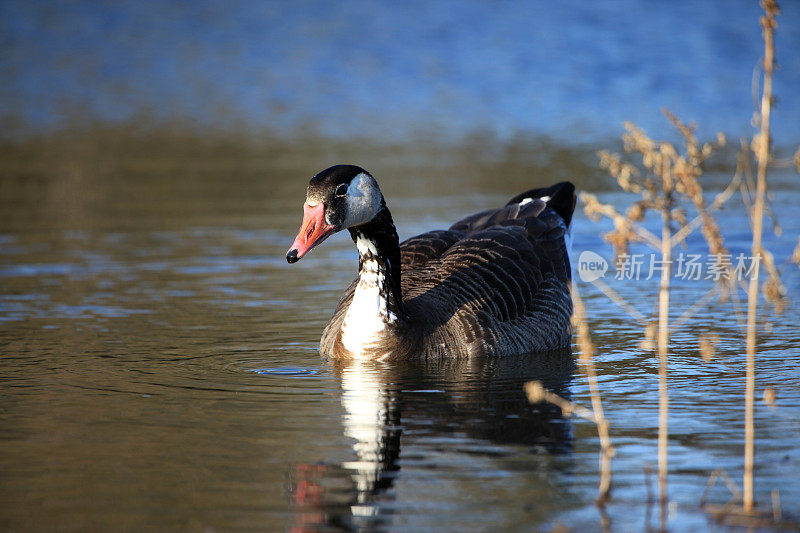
[339,361,401,508]
[290,351,574,531]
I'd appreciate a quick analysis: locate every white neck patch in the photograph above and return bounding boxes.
[341,236,397,358]
[342,173,382,228]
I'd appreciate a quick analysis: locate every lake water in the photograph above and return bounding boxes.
[3,1,799,144]
[1,160,799,531]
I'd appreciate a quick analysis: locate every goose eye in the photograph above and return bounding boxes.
[335,184,348,197]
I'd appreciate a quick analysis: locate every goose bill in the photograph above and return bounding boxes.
[287,202,334,263]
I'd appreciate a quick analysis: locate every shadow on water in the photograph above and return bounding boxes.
[289,350,575,532]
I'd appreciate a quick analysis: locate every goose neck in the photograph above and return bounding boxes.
[348,206,404,318]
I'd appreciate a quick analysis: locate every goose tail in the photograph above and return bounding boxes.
[506,181,576,228]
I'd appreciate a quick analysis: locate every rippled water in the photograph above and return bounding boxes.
[1,164,799,531]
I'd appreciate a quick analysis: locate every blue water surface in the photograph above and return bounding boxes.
[1,0,799,144]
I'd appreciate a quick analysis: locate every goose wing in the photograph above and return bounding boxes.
[402,187,573,357]
[398,195,547,267]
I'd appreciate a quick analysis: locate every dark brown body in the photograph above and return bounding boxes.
[320,186,574,359]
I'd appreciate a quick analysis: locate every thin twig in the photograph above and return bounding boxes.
[670,285,719,332]
[572,283,614,503]
[743,0,778,513]
[771,490,781,522]
[591,278,649,325]
[524,381,595,420]
[670,172,741,248]
[656,155,673,527]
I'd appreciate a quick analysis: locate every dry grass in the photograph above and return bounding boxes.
[524,284,614,504]
[573,1,796,527]
[587,110,731,523]
[525,287,614,505]
[743,0,779,513]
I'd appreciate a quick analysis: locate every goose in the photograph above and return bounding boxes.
[286,164,575,359]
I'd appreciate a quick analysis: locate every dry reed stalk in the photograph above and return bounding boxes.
[589,118,730,281]
[671,285,719,333]
[571,283,614,503]
[662,111,729,267]
[524,381,593,419]
[656,151,673,519]
[524,379,615,504]
[525,287,614,504]
[580,191,661,256]
[591,277,649,326]
[582,1,791,523]
[589,115,731,523]
[659,168,676,532]
[701,468,797,528]
[743,0,779,513]
[700,469,742,508]
[771,489,781,522]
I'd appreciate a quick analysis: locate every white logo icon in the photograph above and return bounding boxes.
[578,250,608,282]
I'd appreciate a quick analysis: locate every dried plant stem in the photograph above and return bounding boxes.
[524,380,614,504]
[524,285,614,504]
[592,278,649,325]
[524,382,593,419]
[580,192,662,252]
[771,490,781,522]
[657,186,672,519]
[701,469,743,508]
[670,285,719,332]
[729,274,747,331]
[669,172,740,248]
[744,0,777,513]
[572,283,614,503]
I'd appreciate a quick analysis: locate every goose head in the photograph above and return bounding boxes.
[287,165,383,263]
